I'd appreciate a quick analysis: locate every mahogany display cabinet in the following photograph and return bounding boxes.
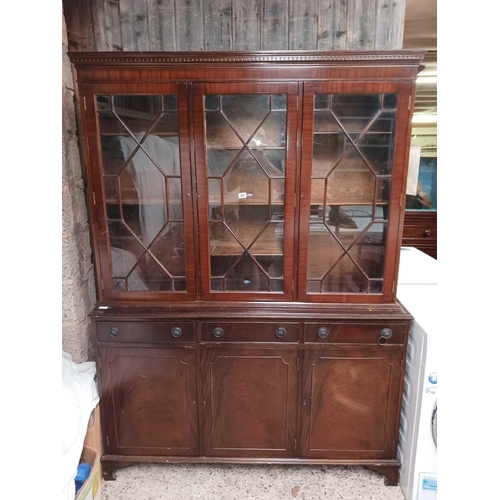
[69,50,424,485]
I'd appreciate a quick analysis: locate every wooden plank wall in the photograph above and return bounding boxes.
[64,0,406,52]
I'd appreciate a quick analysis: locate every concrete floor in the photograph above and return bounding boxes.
[101,463,406,500]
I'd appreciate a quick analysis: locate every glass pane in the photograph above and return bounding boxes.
[173,279,187,291]
[147,112,178,135]
[100,136,129,176]
[104,177,119,206]
[307,93,397,295]
[207,149,239,176]
[108,221,146,277]
[383,94,398,110]
[271,94,286,110]
[211,278,224,291]
[331,94,380,134]
[312,131,351,177]
[251,149,285,177]
[314,111,342,134]
[225,254,269,291]
[322,254,369,293]
[121,150,167,247]
[205,93,287,294]
[270,179,285,205]
[206,113,242,148]
[140,134,181,176]
[205,94,219,110]
[326,149,376,205]
[346,222,387,279]
[210,255,240,277]
[99,112,129,136]
[167,178,183,221]
[163,95,177,111]
[113,95,162,137]
[249,222,283,256]
[307,224,343,279]
[98,94,187,293]
[97,95,111,111]
[255,255,283,278]
[223,150,270,205]
[221,95,270,142]
[149,222,185,278]
[226,206,270,248]
[357,112,396,175]
[314,95,329,110]
[132,252,172,291]
[270,280,284,292]
[250,112,286,148]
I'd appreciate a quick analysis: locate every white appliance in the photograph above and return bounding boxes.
[396,247,437,500]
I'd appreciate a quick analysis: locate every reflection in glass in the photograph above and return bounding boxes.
[149,223,186,277]
[204,94,287,292]
[225,254,269,292]
[98,94,186,292]
[250,112,286,148]
[405,157,437,210]
[307,204,388,293]
[221,95,270,142]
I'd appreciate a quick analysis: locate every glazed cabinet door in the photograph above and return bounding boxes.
[200,348,298,457]
[193,83,299,301]
[300,347,404,459]
[81,83,196,301]
[298,82,414,302]
[98,347,199,456]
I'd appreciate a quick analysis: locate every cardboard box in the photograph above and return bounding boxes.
[75,405,102,500]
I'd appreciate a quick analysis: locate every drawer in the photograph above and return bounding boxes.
[402,225,437,240]
[201,322,299,342]
[96,321,195,343]
[304,323,405,345]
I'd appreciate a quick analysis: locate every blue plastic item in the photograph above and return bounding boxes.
[75,462,92,494]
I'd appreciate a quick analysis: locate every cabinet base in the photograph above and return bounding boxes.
[101,455,401,486]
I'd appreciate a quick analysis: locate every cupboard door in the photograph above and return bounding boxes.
[193,83,299,301]
[200,348,298,457]
[99,347,199,456]
[301,348,404,459]
[298,82,414,302]
[83,83,196,301]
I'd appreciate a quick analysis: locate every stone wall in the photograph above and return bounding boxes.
[62,10,96,362]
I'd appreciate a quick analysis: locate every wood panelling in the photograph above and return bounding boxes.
[99,347,199,456]
[200,347,298,457]
[300,347,404,459]
[63,0,407,52]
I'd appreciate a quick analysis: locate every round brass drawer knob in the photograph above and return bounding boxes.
[317,327,329,339]
[213,327,224,338]
[275,327,287,338]
[171,327,183,338]
[378,328,393,345]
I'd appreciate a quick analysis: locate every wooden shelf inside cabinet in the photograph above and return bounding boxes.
[106,196,183,205]
[210,223,284,256]
[209,195,284,206]
[100,133,179,137]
